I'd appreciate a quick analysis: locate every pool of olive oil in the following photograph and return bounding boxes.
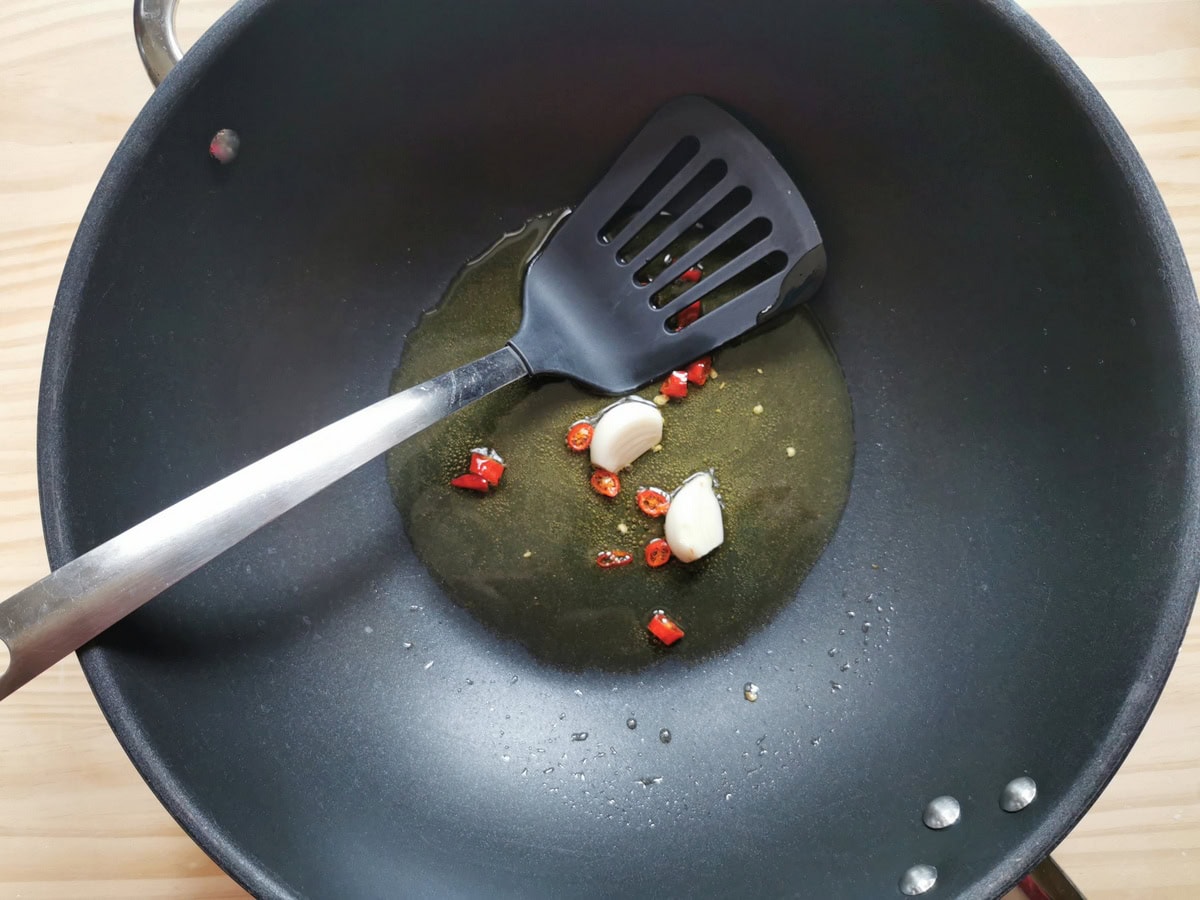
[387,214,854,672]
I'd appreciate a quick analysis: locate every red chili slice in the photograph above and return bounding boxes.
[566,420,594,452]
[678,266,703,285]
[596,549,633,568]
[675,300,702,329]
[647,610,685,645]
[590,469,621,497]
[660,370,688,399]
[468,447,506,486]
[636,487,671,518]
[645,538,672,568]
[685,356,712,386]
[450,472,490,493]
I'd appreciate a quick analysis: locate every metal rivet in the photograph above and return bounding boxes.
[923,795,961,830]
[899,864,938,896]
[209,128,240,164]
[1000,776,1037,812]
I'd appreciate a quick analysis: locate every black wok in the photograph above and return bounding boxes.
[38,1,1199,897]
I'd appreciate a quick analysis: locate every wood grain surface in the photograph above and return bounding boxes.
[0,2,1196,898]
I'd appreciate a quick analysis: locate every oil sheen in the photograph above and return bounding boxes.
[387,214,854,672]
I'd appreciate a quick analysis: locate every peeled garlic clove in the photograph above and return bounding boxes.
[664,472,724,563]
[589,397,663,472]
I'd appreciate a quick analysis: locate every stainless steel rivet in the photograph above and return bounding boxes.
[1000,776,1037,812]
[899,864,938,896]
[209,128,240,164]
[923,795,961,830]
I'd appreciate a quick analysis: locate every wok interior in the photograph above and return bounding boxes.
[45,1,1197,897]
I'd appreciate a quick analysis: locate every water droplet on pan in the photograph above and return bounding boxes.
[208,128,240,164]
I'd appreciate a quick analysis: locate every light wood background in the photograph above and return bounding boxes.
[0,1,1196,898]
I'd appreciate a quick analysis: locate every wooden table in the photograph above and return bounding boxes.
[0,2,1196,897]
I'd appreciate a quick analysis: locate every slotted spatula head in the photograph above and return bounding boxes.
[510,96,825,394]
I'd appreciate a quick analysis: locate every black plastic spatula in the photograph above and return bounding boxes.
[513,95,825,392]
[0,95,825,701]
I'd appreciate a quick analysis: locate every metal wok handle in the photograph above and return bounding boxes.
[0,347,529,701]
[134,0,183,86]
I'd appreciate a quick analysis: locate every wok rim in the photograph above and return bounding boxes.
[34,1,1200,897]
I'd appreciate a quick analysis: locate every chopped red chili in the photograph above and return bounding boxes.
[685,356,712,386]
[596,549,633,568]
[566,420,594,452]
[676,300,702,329]
[450,472,490,493]
[660,370,688,399]
[647,610,685,645]
[468,447,505,486]
[590,469,621,497]
[678,266,703,285]
[636,487,671,518]
[644,538,672,568]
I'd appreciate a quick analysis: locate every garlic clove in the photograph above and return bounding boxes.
[589,397,664,472]
[664,472,724,563]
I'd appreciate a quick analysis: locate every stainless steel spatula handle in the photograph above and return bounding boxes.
[0,347,528,701]
[0,96,825,701]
